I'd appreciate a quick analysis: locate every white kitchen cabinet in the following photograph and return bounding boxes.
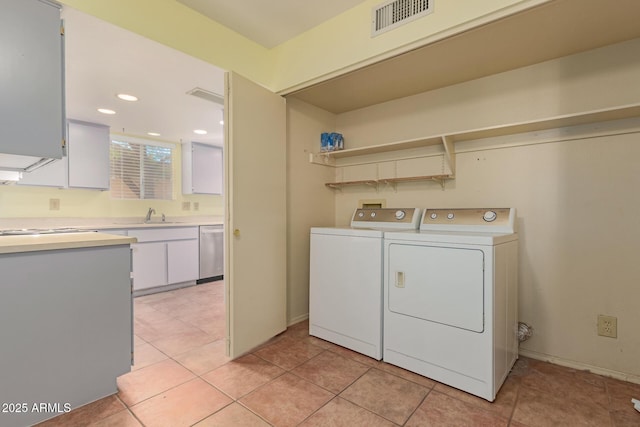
[167,239,199,284]
[182,142,223,194]
[18,119,110,188]
[131,242,167,290]
[16,157,67,187]
[67,120,110,189]
[128,226,199,292]
[0,0,65,168]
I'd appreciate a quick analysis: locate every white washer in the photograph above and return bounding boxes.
[310,208,421,360]
[383,208,518,401]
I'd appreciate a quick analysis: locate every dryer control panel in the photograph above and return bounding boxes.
[351,208,422,229]
[421,208,516,233]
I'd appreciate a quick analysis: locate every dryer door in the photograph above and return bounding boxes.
[387,243,484,332]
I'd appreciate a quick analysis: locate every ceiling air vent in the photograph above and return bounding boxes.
[186,87,224,105]
[372,0,433,37]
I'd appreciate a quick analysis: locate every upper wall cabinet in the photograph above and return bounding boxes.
[0,0,65,169]
[18,120,110,189]
[67,120,110,190]
[182,142,223,195]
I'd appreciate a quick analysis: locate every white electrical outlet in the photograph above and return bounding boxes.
[597,315,617,338]
[49,198,60,211]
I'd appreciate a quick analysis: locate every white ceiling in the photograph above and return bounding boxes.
[175,0,367,48]
[62,7,226,146]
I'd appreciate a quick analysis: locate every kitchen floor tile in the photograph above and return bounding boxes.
[432,376,520,419]
[133,317,202,343]
[239,373,334,427]
[605,376,640,418]
[87,409,142,427]
[173,339,231,376]
[132,342,168,371]
[326,345,382,368]
[36,395,126,427]
[193,402,271,426]
[300,397,395,427]
[117,359,195,406]
[149,328,216,357]
[291,350,370,393]
[512,383,612,427]
[202,353,285,399]
[377,361,437,389]
[253,336,325,370]
[340,367,429,425]
[39,282,640,426]
[130,378,232,427]
[406,390,509,427]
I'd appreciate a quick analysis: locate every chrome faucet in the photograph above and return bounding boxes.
[145,207,156,222]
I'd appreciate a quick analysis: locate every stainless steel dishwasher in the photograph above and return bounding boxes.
[198,225,223,283]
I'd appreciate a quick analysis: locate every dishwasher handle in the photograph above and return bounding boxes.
[200,227,223,234]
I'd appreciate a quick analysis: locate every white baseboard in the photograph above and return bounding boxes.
[519,348,640,385]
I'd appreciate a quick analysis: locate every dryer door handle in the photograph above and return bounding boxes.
[395,271,405,288]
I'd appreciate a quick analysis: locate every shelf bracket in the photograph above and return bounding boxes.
[441,135,456,175]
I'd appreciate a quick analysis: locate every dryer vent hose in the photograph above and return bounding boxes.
[518,322,533,342]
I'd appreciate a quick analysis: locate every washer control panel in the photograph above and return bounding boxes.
[351,208,422,229]
[421,208,515,233]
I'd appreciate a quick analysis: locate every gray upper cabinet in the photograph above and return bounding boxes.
[67,120,110,189]
[182,142,223,195]
[0,0,65,164]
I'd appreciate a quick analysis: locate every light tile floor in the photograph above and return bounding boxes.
[38,281,640,426]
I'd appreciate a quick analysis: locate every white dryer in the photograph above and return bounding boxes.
[310,208,421,360]
[383,208,518,401]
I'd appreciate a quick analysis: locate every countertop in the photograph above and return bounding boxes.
[0,216,223,254]
[0,232,137,255]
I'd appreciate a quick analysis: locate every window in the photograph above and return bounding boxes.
[110,137,174,200]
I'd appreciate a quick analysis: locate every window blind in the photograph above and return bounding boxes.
[110,138,174,200]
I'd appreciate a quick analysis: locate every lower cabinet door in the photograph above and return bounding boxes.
[131,242,167,290]
[167,239,199,284]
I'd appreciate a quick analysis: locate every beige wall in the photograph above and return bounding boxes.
[286,99,336,323]
[308,38,640,379]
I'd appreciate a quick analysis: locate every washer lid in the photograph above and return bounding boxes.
[385,229,517,245]
[310,227,384,238]
[420,208,516,233]
[351,208,422,230]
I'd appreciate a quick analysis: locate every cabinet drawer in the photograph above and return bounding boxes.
[128,227,198,242]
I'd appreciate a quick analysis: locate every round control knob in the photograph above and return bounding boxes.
[370,212,377,218]
[395,210,406,220]
[447,213,455,220]
[430,213,438,220]
[483,210,497,222]
[358,212,364,218]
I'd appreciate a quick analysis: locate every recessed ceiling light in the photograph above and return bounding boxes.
[117,93,138,102]
[194,129,208,135]
[219,120,224,125]
[147,132,161,137]
[97,108,116,115]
